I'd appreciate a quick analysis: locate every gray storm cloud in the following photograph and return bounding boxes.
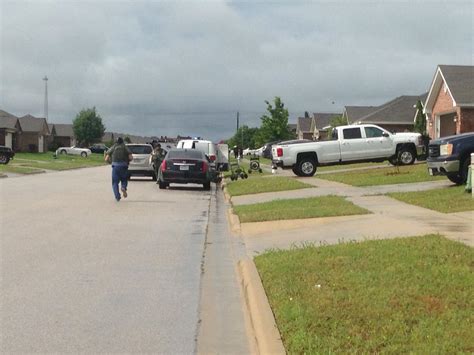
[1,0,472,141]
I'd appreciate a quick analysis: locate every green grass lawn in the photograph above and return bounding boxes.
[317,163,444,186]
[389,185,474,213]
[226,176,311,197]
[9,152,106,171]
[318,161,387,172]
[0,164,44,174]
[234,196,370,222]
[255,235,474,354]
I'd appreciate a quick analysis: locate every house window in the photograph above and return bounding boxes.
[343,127,362,140]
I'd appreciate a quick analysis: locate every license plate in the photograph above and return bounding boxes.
[180,165,189,171]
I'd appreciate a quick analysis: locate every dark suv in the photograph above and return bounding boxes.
[427,132,474,184]
[0,146,15,164]
[89,144,109,154]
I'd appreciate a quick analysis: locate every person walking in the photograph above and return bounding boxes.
[152,143,165,180]
[104,137,133,201]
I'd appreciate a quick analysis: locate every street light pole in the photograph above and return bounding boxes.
[43,76,48,122]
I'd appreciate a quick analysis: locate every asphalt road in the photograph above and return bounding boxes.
[0,166,249,353]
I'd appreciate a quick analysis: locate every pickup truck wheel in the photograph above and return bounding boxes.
[0,154,9,164]
[388,156,400,166]
[398,148,415,165]
[447,173,464,185]
[298,158,317,177]
[292,166,301,176]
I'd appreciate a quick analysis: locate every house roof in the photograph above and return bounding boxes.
[425,65,474,113]
[52,123,74,137]
[344,106,377,123]
[313,113,340,130]
[439,65,474,106]
[297,117,312,132]
[288,123,297,131]
[357,94,427,125]
[0,110,20,130]
[19,115,50,134]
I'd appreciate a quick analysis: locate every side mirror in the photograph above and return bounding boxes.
[382,132,390,138]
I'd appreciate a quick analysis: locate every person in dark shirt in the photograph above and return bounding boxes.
[104,137,133,201]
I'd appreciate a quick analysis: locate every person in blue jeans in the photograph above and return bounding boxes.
[104,137,133,201]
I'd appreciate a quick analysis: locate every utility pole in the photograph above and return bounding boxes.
[43,76,48,122]
[236,111,239,132]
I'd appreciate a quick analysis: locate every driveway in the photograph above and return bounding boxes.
[0,166,250,353]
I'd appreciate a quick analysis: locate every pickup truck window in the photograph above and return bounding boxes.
[343,127,362,140]
[331,129,338,140]
[365,127,384,138]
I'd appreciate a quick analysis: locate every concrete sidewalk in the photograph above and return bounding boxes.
[231,178,473,255]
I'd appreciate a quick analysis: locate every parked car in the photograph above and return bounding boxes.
[158,148,213,190]
[0,145,15,164]
[56,146,92,157]
[427,132,474,184]
[272,124,424,177]
[126,143,156,180]
[89,143,109,154]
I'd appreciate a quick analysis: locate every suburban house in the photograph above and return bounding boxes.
[0,110,21,150]
[423,65,474,138]
[343,93,427,133]
[355,94,427,132]
[49,123,76,147]
[288,123,297,136]
[311,113,340,140]
[296,116,313,140]
[342,106,377,125]
[18,115,50,152]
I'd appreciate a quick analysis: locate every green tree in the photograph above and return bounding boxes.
[124,136,131,143]
[227,125,260,149]
[255,97,293,147]
[329,114,348,128]
[73,107,106,146]
[413,100,426,135]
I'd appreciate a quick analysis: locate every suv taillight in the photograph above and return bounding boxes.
[202,161,208,172]
[277,148,283,157]
[161,160,167,170]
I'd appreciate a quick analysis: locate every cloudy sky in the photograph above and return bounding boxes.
[1,0,472,141]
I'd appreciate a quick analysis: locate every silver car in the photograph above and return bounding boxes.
[126,144,156,180]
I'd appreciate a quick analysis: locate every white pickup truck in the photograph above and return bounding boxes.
[272,124,424,177]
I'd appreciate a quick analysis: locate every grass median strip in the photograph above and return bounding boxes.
[388,185,474,213]
[234,195,369,222]
[10,153,106,171]
[0,165,44,174]
[317,163,444,186]
[255,235,474,354]
[226,176,311,196]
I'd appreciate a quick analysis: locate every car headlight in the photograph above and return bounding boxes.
[439,143,453,156]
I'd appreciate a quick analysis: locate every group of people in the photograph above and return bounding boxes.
[104,138,166,202]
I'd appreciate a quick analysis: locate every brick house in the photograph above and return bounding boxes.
[18,115,50,152]
[0,110,21,150]
[423,65,474,138]
[49,123,76,147]
[355,94,427,133]
[311,112,340,140]
[296,116,313,140]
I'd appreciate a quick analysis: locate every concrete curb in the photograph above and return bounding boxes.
[238,259,286,355]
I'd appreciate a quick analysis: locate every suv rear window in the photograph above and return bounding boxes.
[128,145,152,154]
[167,149,204,159]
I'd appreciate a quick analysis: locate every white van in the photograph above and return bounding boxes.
[176,139,217,163]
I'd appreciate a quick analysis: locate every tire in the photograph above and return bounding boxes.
[447,173,464,185]
[203,182,211,190]
[388,156,399,166]
[80,151,87,157]
[459,157,471,184]
[292,166,302,176]
[297,158,317,177]
[250,161,259,170]
[158,181,167,189]
[0,154,9,165]
[398,147,416,165]
[60,149,67,155]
